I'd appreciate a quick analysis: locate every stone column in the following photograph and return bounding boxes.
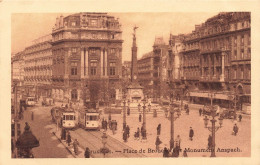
[201,55,204,78]
[64,49,69,79]
[208,55,211,79]
[81,49,84,79]
[213,54,217,78]
[100,48,103,77]
[85,48,88,77]
[220,50,225,81]
[104,49,108,77]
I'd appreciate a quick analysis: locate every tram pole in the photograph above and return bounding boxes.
[14,83,18,157]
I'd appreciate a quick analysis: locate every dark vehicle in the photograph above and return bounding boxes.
[220,109,236,119]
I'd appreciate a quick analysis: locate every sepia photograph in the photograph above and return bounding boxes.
[10,12,251,158]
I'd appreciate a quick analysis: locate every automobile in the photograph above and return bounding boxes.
[220,109,236,119]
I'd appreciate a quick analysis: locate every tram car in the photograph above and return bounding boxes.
[62,110,78,129]
[78,108,100,130]
[51,107,64,123]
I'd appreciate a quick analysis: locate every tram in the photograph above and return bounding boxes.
[62,110,78,129]
[50,107,64,123]
[78,108,100,130]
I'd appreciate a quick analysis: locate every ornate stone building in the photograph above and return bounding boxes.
[51,13,123,105]
[23,34,53,98]
[137,37,168,102]
[178,12,251,109]
[11,51,25,87]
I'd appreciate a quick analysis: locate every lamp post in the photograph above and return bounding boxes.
[169,92,181,150]
[127,99,130,116]
[13,82,18,158]
[100,131,109,158]
[203,91,223,157]
[123,95,126,130]
[142,97,147,140]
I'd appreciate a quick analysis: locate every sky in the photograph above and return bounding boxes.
[11,12,219,61]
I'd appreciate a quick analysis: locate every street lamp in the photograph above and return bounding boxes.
[122,95,126,130]
[142,97,147,140]
[100,131,109,158]
[169,95,181,151]
[203,91,224,157]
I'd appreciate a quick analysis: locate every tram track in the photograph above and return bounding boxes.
[71,128,146,158]
[87,130,146,157]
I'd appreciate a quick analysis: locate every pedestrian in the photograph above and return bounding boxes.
[186,107,189,115]
[31,112,34,121]
[189,127,194,141]
[238,114,242,122]
[112,121,116,135]
[108,120,112,130]
[136,127,140,139]
[172,146,179,157]
[61,128,65,140]
[157,124,161,135]
[127,107,130,116]
[102,118,105,130]
[233,124,239,136]
[175,135,181,149]
[126,125,130,138]
[73,139,79,155]
[108,113,111,121]
[199,108,202,116]
[139,113,142,122]
[67,132,71,146]
[123,129,128,142]
[115,120,117,130]
[208,135,212,149]
[155,136,162,150]
[104,120,107,131]
[163,147,169,157]
[183,150,188,157]
[84,147,90,158]
[141,125,144,138]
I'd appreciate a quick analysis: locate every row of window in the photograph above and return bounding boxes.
[25,69,52,76]
[234,34,251,46]
[233,48,251,60]
[25,44,52,54]
[70,62,117,76]
[53,31,120,41]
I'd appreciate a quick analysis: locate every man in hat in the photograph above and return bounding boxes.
[189,127,194,141]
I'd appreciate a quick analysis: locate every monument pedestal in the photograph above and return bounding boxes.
[127,82,144,103]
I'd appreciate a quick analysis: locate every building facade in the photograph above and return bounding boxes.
[178,12,251,109]
[137,37,169,101]
[23,34,53,99]
[51,13,123,105]
[11,51,25,87]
